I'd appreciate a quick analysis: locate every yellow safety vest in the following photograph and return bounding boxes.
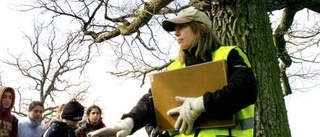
[167,46,254,137]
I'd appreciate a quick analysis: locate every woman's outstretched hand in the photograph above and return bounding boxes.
[87,117,134,137]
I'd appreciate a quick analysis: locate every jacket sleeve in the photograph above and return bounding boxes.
[42,122,60,137]
[203,49,258,118]
[11,116,19,137]
[121,89,157,134]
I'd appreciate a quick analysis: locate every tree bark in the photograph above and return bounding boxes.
[210,0,292,136]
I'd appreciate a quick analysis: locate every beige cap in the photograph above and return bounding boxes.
[162,7,212,31]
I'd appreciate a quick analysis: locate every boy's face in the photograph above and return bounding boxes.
[66,120,78,128]
[1,91,13,109]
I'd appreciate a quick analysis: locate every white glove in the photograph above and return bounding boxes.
[87,117,134,137]
[167,96,205,134]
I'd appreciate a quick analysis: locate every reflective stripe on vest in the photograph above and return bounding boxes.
[168,46,254,137]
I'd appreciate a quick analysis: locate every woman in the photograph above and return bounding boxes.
[18,101,45,137]
[88,7,257,137]
[0,86,18,137]
[76,105,106,137]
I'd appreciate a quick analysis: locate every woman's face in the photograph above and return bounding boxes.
[174,24,196,50]
[88,108,101,124]
[29,105,44,122]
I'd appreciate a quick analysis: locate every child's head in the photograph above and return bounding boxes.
[61,99,84,127]
[28,101,44,122]
[86,104,103,125]
[0,86,15,112]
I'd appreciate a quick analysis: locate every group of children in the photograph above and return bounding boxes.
[0,85,106,137]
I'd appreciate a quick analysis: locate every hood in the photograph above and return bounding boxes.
[0,86,16,113]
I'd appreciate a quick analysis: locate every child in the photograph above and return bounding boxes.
[0,86,18,137]
[18,101,45,137]
[76,104,106,137]
[43,99,84,137]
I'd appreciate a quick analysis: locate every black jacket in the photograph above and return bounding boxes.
[42,121,77,137]
[76,120,106,137]
[122,48,258,134]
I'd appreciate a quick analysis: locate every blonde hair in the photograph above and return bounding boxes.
[178,22,221,62]
[56,104,65,118]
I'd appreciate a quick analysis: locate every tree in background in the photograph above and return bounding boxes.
[1,23,96,121]
[276,14,320,95]
[14,0,320,136]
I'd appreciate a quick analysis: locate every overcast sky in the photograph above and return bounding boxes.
[1,1,320,137]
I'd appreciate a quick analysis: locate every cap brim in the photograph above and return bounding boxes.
[162,18,192,31]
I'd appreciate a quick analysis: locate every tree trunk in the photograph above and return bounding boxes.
[210,0,291,136]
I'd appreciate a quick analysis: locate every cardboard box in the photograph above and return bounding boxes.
[150,60,235,131]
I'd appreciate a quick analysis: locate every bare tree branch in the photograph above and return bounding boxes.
[1,22,96,120]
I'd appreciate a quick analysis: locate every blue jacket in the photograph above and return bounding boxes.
[18,117,44,137]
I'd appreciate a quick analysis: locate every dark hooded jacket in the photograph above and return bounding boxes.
[42,121,77,137]
[0,86,18,137]
[76,119,106,137]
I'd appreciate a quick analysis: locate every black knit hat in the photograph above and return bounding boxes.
[61,100,84,121]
